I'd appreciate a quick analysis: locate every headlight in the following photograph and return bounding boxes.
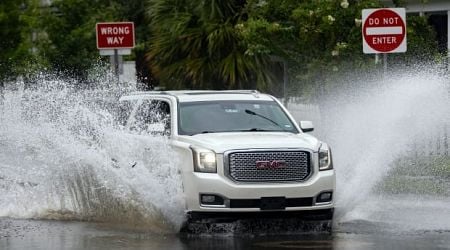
[191,146,217,173]
[319,143,333,171]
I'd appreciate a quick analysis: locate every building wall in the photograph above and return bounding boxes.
[381,0,450,13]
[381,0,450,57]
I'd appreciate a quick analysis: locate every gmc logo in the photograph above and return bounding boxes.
[256,160,287,169]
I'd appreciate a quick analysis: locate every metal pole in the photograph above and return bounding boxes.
[283,60,288,102]
[383,53,388,78]
[114,49,119,83]
[447,11,450,72]
[0,81,4,106]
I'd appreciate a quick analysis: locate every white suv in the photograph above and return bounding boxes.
[118,90,335,225]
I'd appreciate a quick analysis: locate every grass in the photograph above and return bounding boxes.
[376,155,450,196]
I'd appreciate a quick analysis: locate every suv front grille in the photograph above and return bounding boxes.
[228,151,311,182]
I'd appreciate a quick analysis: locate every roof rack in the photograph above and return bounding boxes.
[183,90,259,95]
[127,91,169,96]
[126,90,260,96]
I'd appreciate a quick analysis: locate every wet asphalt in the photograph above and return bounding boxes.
[1,218,449,250]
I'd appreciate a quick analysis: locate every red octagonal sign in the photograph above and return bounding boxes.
[362,8,406,54]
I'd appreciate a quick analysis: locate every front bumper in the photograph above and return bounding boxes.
[183,164,336,212]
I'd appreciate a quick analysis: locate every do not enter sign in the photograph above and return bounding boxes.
[362,8,406,54]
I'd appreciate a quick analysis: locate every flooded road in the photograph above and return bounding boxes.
[2,195,450,250]
[1,72,449,249]
[1,217,450,250]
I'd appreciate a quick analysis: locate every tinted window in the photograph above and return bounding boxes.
[129,100,171,135]
[179,101,298,135]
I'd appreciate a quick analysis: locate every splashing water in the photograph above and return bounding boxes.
[312,69,450,230]
[1,69,449,235]
[0,75,185,232]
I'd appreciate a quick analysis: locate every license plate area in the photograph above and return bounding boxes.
[260,197,286,210]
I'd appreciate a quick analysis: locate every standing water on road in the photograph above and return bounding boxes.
[0,69,449,235]
[0,75,185,233]
[289,68,450,233]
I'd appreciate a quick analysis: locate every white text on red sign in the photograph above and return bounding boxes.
[100,26,131,45]
[96,22,135,49]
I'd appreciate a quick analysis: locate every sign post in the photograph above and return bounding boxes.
[96,22,135,82]
[362,8,407,77]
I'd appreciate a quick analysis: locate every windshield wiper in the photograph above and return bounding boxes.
[239,128,277,132]
[244,109,284,129]
[188,130,216,136]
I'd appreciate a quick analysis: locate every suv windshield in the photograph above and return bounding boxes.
[178,100,298,135]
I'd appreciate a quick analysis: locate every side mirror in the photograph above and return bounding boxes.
[146,123,166,134]
[299,121,314,132]
[129,122,167,135]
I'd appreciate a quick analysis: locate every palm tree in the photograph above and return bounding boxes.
[147,0,273,90]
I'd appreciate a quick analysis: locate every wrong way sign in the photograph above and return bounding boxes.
[96,22,135,49]
[362,8,406,54]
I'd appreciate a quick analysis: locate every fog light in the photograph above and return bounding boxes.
[200,194,224,206]
[201,195,215,203]
[317,192,333,203]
